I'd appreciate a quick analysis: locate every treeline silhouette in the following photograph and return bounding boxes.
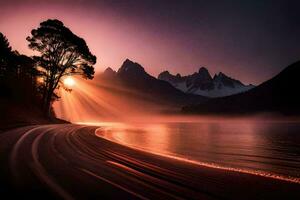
[0,33,42,111]
[1,19,96,126]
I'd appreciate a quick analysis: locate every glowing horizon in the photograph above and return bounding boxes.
[2,1,300,85]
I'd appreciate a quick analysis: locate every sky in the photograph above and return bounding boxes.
[1,0,300,84]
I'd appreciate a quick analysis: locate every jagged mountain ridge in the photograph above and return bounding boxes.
[182,60,300,115]
[96,59,207,107]
[158,67,254,97]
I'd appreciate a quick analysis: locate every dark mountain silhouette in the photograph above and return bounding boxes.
[96,59,207,107]
[182,61,300,115]
[189,67,214,91]
[102,67,117,79]
[158,67,254,97]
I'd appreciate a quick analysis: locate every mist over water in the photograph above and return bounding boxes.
[54,78,300,180]
[96,121,300,180]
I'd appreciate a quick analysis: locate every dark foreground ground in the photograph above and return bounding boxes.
[0,124,299,200]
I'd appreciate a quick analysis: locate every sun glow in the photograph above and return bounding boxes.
[53,77,169,122]
[64,77,76,87]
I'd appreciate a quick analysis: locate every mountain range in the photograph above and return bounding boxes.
[182,61,300,115]
[96,59,207,107]
[97,59,300,115]
[158,67,254,97]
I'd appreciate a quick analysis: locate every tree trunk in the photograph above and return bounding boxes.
[44,90,53,118]
[45,98,52,118]
[43,81,54,118]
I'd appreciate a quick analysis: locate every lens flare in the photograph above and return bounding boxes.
[64,77,76,87]
[54,76,175,122]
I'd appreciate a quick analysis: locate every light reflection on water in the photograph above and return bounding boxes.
[91,121,300,179]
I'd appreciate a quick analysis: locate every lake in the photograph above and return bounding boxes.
[95,119,300,180]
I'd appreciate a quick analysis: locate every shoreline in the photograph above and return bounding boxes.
[95,127,300,185]
[1,124,300,199]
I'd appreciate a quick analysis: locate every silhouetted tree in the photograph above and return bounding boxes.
[0,33,40,106]
[26,19,96,117]
[14,54,37,78]
[0,33,29,77]
[0,32,13,76]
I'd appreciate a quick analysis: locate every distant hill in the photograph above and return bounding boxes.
[95,59,207,107]
[158,67,254,97]
[182,61,300,115]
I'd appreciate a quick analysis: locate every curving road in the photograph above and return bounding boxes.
[0,124,300,199]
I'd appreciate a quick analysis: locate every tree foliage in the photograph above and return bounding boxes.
[0,32,39,104]
[26,19,97,116]
[0,32,13,76]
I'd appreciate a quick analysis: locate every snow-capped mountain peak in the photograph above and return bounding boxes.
[158,68,254,97]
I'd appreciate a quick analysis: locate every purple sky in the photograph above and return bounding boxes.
[1,0,300,84]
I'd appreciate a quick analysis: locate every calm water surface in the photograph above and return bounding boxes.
[97,120,300,178]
